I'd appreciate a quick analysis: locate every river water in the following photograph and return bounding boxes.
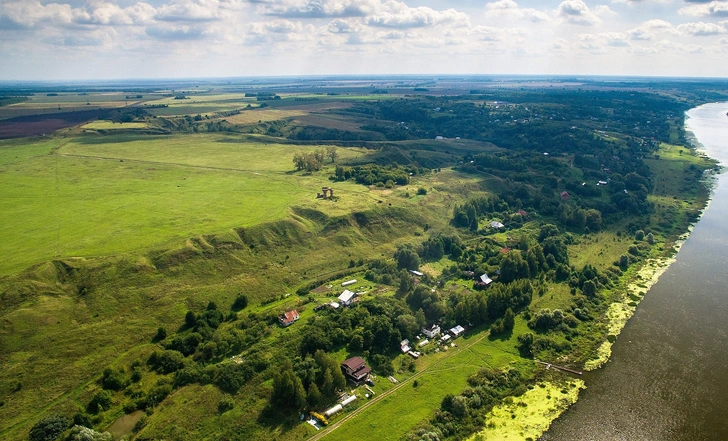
[544,102,728,441]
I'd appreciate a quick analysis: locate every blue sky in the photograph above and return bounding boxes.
[1,0,727,80]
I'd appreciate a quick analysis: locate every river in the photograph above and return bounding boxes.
[544,102,728,441]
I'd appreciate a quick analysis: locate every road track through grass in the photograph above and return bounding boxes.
[311,329,500,441]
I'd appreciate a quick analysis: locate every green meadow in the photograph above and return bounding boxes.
[0,134,373,275]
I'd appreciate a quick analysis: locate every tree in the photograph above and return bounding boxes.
[326,146,339,163]
[307,382,322,408]
[396,314,419,340]
[101,367,126,391]
[231,294,248,311]
[499,250,530,283]
[583,279,597,298]
[272,360,306,410]
[88,390,113,413]
[394,246,420,270]
[585,209,602,231]
[29,415,69,441]
[503,308,515,332]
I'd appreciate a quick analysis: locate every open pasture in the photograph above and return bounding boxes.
[0,132,418,275]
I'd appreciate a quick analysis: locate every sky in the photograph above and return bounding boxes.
[1,0,727,80]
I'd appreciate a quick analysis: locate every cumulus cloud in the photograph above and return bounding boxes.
[260,0,377,18]
[679,1,728,18]
[677,21,727,35]
[557,0,601,26]
[626,19,676,40]
[365,3,469,29]
[484,0,550,23]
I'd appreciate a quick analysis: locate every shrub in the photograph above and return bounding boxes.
[88,390,113,414]
[28,415,69,441]
[417,187,428,195]
[218,394,236,413]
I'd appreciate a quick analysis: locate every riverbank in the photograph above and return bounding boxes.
[544,101,728,440]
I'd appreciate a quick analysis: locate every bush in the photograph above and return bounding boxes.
[29,415,69,441]
[417,187,428,195]
[218,394,236,413]
[88,390,113,414]
[101,368,126,391]
[232,295,249,311]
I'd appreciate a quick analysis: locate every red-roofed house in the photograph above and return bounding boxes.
[278,310,300,327]
[560,191,570,200]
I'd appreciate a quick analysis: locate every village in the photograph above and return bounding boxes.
[276,275,473,431]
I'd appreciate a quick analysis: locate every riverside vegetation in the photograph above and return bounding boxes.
[0,77,725,441]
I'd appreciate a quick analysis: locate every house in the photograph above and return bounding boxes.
[517,209,528,217]
[422,324,440,339]
[449,325,465,338]
[560,191,570,200]
[341,356,371,382]
[489,221,505,229]
[476,273,493,288]
[440,334,452,343]
[338,290,356,307]
[409,270,424,277]
[401,339,411,353]
[278,310,300,327]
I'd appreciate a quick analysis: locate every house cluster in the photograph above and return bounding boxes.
[406,323,465,356]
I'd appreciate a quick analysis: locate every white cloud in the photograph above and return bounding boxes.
[556,0,601,26]
[626,19,676,40]
[259,0,378,18]
[677,21,727,36]
[365,3,469,29]
[679,1,728,18]
[484,0,550,23]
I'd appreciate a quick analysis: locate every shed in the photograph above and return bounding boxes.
[342,279,357,287]
[409,270,424,277]
[489,221,504,229]
[449,325,465,337]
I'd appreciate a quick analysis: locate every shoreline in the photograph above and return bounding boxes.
[526,103,725,439]
[582,103,724,371]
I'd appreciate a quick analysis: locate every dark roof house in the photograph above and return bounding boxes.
[341,356,371,382]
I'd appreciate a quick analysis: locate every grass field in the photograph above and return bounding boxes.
[0,133,386,275]
[81,120,149,130]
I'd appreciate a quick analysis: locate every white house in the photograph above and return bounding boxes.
[338,290,356,307]
[449,325,465,338]
[422,324,440,339]
[489,221,505,229]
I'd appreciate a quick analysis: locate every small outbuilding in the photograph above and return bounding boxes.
[449,325,465,338]
[489,221,505,229]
